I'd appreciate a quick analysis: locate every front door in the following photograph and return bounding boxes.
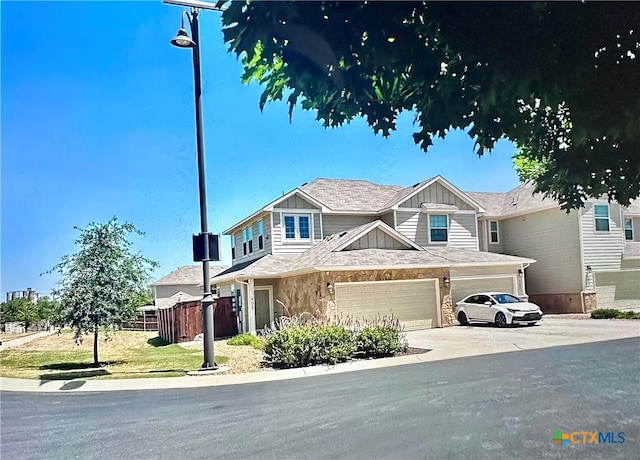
[254,288,272,330]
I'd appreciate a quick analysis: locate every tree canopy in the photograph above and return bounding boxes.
[48,218,157,366]
[221,1,640,209]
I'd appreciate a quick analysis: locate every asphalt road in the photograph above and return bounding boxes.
[2,338,638,460]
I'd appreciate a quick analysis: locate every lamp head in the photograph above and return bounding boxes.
[171,27,195,48]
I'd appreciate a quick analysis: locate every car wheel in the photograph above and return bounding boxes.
[494,312,507,328]
[458,311,469,326]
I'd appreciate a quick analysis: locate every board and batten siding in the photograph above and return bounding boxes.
[230,214,272,264]
[321,215,377,237]
[580,201,624,271]
[398,181,474,210]
[345,228,411,250]
[500,208,582,294]
[271,210,321,254]
[449,213,478,250]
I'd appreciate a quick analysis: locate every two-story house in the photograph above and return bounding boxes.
[212,176,536,333]
[468,184,640,313]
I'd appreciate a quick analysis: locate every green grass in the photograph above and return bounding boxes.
[591,308,640,320]
[0,331,228,380]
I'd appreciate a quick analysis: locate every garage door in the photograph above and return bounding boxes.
[335,279,439,330]
[451,276,515,305]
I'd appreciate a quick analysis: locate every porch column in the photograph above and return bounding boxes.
[247,278,256,334]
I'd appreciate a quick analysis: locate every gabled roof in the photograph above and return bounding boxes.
[152,264,228,286]
[467,182,558,218]
[301,178,403,212]
[381,175,485,212]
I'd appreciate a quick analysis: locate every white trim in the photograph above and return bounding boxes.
[393,210,397,230]
[435,280,442,328]
[578,208,586,291]
[624,216,634,241]
[334,278,437,287]
[593,203,611,233]
[333,220,424,252]
[247,278,256,334]
[474,215,480,251]
[282,213,312,241]
[321,211,380,216]
[265,189,329,212]
[489,220,500,244]
[427,213,449,244]
[319,212,324,239]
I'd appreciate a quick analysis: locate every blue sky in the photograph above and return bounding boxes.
[1,1,521,296]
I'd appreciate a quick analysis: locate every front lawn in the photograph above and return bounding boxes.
[0,330,228,380]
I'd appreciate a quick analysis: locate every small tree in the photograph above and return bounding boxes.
[48,218,158,366]
[0,298,39,332]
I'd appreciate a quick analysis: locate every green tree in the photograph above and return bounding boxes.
[0,298,39,332]
[35,296,60,327]
[221,1,640,209]
[47,218,158,366]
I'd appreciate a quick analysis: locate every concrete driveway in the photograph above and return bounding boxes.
[406,316,640,362]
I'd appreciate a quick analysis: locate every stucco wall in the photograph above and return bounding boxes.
[274,268,452,326]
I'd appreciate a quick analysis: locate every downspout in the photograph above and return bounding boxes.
[577,208,587,313]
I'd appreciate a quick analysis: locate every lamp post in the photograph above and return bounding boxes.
[166,0,225,370]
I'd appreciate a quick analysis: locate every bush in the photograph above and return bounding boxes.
[262,324,355,368]
[356,326,408,358]
[227,333,263,349]
[591,308,640,319]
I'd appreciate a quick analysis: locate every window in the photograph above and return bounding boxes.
[429,214,448,242]
[230,234,236,259]
[624,217,634,241]
[489,220,499,244]
[258,220,264,250]
[247,226,253,253]
[594,204,610,232]
[283,214,311,240]
[242,228,247,255]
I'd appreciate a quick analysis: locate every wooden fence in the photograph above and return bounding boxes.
[157,297,238,343]
[123,311,158,331]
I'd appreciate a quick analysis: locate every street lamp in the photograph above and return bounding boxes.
[166,0,225,370]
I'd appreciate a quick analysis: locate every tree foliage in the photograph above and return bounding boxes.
[221,1,640,209]
[0,298,39,331]
[47,218,157,366]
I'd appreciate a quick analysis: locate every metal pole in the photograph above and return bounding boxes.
[190,9,216,369]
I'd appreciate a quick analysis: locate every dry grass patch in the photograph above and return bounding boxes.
[0,329,228,380]
[180,339,264,374]
[0,332,35,342]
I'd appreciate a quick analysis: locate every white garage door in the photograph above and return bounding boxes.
[451,276,515,305]
[335,279,439,330]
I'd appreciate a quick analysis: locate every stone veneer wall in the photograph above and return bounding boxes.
[275,268,453,327]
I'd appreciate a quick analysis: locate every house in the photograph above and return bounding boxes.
[152,264,228,310]
[211,176,537,333]
[467,184,640,313]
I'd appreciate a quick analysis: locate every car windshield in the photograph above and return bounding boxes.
[492,293,523,304]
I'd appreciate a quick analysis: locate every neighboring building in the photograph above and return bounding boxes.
[468,184,640,312]
[152,264,229,310]
[5,288,39,304]
[212,176,537,333]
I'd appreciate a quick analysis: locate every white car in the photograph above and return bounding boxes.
[455,292,543,327]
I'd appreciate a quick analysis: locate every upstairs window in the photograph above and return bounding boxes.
[247,226,253,254]
[258,220,264,250]
[429,214,448,242]
[284,214,311,240]
[230,234,236,259]
[624,217,634,241]
[489,221,500,244]
[242,228,248,255]
[594,204,610,232]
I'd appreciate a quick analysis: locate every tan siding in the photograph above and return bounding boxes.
[399,181,474,210]
[380,211,395,228]
[501,208,582,294]
[450,265,521,278]
[275,194,319,210]
[322,214,376,236]
[449,213,478,250]
[345,228,411,250]
[271,211,318,254]
[581,202,624,271]
[396,211,429,246]
[450,277,516,305]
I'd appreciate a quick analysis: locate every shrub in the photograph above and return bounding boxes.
[621,311,640,319]
[262,324,356,368]
[591,309,623,319]
[227,333,263,349]
[355,326,408,358]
